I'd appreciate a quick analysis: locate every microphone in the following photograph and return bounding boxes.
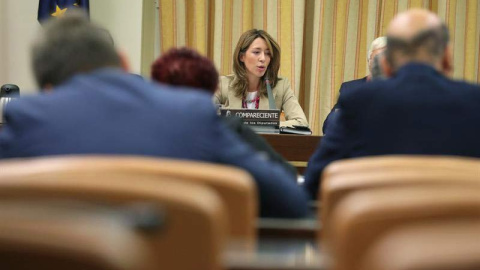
[1,84,20,97]
[1,84,20,124]
[264,78,276,110]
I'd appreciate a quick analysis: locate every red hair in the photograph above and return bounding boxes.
[151,47,219,94]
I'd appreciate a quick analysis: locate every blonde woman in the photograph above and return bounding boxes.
[214,29,308,127]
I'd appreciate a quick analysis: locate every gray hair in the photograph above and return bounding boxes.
[367,36,387,64]
[31,11,121,88]
[370,51,386,80]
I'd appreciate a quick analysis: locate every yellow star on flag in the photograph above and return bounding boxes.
[51,5,67,17]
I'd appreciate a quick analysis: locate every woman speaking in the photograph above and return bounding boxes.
[214,29,308,127]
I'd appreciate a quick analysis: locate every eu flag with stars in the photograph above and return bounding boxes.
[38,0,89,23]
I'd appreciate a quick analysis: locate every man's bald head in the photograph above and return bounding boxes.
[384,9,451,75]
[387,9,442,40]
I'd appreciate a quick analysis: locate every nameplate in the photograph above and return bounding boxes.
[220,109,280,126]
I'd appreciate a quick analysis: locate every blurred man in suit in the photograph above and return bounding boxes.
[305,9,480,199]
[322,36,387,134]
[0,12,308,218]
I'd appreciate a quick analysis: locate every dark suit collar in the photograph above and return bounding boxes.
[54,68,142,93]
[396,63,442,77]
[346,76,367,84]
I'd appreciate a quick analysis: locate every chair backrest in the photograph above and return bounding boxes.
[0,155,257,243]
[320,155,480,238]
[0,166,228,270]
[0,200,157,270]
[360,220,480,270]
[322,155,480,181]
[330,187,480,270]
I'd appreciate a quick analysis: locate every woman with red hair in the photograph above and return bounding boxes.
[151,47,219,94]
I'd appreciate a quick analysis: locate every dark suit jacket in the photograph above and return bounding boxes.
[0,69,308,218]
[222,117,297,177]
[305,63,480,199]
[322,77,367,134]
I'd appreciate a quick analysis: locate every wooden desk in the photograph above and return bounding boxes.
[257,218,319,240]
[261,134,322,174]
[226,238,324,270]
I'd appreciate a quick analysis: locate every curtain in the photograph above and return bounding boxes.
[159,0,480,135]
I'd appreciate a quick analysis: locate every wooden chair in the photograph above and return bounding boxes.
[360,220,480,270]
[0,200,157,270]
[322,155,480,181]
[330,187,480,270]
[0,155,257,245]
[0,167,228,270]
[320,155,480,241]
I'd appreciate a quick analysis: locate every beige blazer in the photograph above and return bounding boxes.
[214,75,308,127]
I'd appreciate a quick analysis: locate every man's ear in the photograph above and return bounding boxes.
[117,50,130,72]
[42,84,53,93]
[442,44,453,77]
[381,56,394,77]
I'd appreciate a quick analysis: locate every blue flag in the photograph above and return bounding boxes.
[38,0,89,23]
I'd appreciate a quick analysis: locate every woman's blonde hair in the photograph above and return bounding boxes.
[231,29,281,98]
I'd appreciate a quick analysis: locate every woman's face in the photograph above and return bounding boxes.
[240,37,271,81]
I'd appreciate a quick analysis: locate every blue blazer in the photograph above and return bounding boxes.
[322,77,367,134]
[0,69,308,218]
[305,63,480,199]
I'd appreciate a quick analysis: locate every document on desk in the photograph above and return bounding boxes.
[279,126,312,135]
